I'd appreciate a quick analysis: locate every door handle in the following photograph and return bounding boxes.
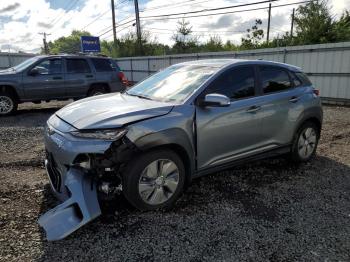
[246,105,261,113]
[85,74,93,78]
[52,76,62,80]
[289,96,300,103]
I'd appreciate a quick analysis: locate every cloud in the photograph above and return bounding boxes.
[201,14,238,29]
[37,22,52,29]
[0,3,20,14]
[0,0,347,53]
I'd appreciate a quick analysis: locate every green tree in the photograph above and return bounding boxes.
[241,19,264,49]
[293,0,336,44]
[47,30,91,54]
[172,19,200,53]
[333,10,350,42]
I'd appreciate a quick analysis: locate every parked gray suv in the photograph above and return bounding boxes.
[0,54,127,115]
[39,59,323,240]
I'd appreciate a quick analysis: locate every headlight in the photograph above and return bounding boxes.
[70,129,127,140]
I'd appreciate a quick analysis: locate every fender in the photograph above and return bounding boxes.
[293,104,323,136]
[130,127,196,182]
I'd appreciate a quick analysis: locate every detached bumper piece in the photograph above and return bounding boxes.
[38,168,101,241]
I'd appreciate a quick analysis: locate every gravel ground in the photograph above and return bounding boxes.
[0,102,349,261]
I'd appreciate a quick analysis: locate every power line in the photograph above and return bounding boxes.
[140,0,211,13]
[140,1,311,21]
[49,0,80,33]
[50,0,80,34]
[81,9,110,30]
[140,0,280,19]
[98,17,135,37]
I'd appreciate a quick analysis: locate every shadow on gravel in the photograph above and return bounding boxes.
[36,155,350,261]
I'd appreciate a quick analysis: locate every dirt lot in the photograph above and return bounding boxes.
[0,102,349,261]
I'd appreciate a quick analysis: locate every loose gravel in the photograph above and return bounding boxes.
[0,102,349,261]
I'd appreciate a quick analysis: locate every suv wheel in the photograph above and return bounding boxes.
[88,86,107,97]
[290,121,320,162]
[123,149,185,211]
[0,91,17,116]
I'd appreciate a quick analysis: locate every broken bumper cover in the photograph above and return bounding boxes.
[38,168,101,241]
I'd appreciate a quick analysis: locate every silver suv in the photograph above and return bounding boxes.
[39,59,323,240]
[0,54,127,115]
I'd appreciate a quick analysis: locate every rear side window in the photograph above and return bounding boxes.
[206,66,255,99]
[260,66,291,94]
[295,72,312,86]
[91,58,114,72]
[66,59,91,73]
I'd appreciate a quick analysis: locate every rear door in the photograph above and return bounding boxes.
[64,58,95,97]
[196,65,265,169]
[256,65,305,147]
[90,58,123,92]
[22,58,65,100]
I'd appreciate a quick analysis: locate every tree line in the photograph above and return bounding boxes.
[46,1,350,57]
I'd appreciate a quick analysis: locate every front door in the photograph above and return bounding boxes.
[196,65,265,169]
[22,58,65,100]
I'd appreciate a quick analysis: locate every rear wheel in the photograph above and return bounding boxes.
[0,91,17,116]
[290,121,320,162]
[88,86,107,97]
[122,149,185,211]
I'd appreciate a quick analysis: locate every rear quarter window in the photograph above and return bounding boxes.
[295,72,312,86]
[91,58,115,72]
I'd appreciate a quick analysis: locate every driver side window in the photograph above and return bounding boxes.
[206,66,256,100]
[33,59,62,75]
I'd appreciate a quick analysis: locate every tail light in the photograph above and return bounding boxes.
[118,71,129,86]
[313,89,320,96]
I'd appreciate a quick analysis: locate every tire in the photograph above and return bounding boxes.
[0,91,17,116]
[290,121,320,163]
[88,86,107,97]
[122,149,186,211]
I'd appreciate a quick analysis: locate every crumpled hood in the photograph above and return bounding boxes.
[56,93,174,130]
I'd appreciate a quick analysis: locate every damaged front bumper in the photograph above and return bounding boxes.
[38,167,101,241]
[39,116,115,241]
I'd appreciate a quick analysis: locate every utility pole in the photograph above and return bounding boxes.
[266,2,272,43]
[111,0,117,45]
[290,8,295,39]
[39,32,51,54]
[133,0,142,54]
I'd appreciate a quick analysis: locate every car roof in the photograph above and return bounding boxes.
[177,59,302,72]
[36,54,113,60]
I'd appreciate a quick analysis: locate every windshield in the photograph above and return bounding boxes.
[12,57,40,71]
[126,64,218,103]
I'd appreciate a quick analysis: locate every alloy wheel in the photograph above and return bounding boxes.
[298,127,317,159]
[138,159,180,205]
[0,96,13,114]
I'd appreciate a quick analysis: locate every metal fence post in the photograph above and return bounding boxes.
[7,53,12,68]
[147,58,150,76]
[130,59,134,83]
[169,56,172,66]
[283,49,287,63]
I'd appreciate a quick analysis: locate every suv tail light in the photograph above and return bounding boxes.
[313,89,320,96]
[118,72,129,86]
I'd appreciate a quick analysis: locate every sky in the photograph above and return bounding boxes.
[0,0,349,53]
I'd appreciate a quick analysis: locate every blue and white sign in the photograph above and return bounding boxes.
[80,36,101,52]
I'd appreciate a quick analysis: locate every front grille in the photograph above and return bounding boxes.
[46,153,62,193]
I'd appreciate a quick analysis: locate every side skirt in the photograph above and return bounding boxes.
[193,145,291,178]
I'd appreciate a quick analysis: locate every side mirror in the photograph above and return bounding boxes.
[199,93,230,107]
[28,68,39,76]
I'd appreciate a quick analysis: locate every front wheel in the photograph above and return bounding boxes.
[122,149,185,211]
[290,121,320,162]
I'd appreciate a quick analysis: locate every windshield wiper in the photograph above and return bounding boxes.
[126,92,153,100]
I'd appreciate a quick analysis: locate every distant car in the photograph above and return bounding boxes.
[0,54,128,115]
[39,59,323,241]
